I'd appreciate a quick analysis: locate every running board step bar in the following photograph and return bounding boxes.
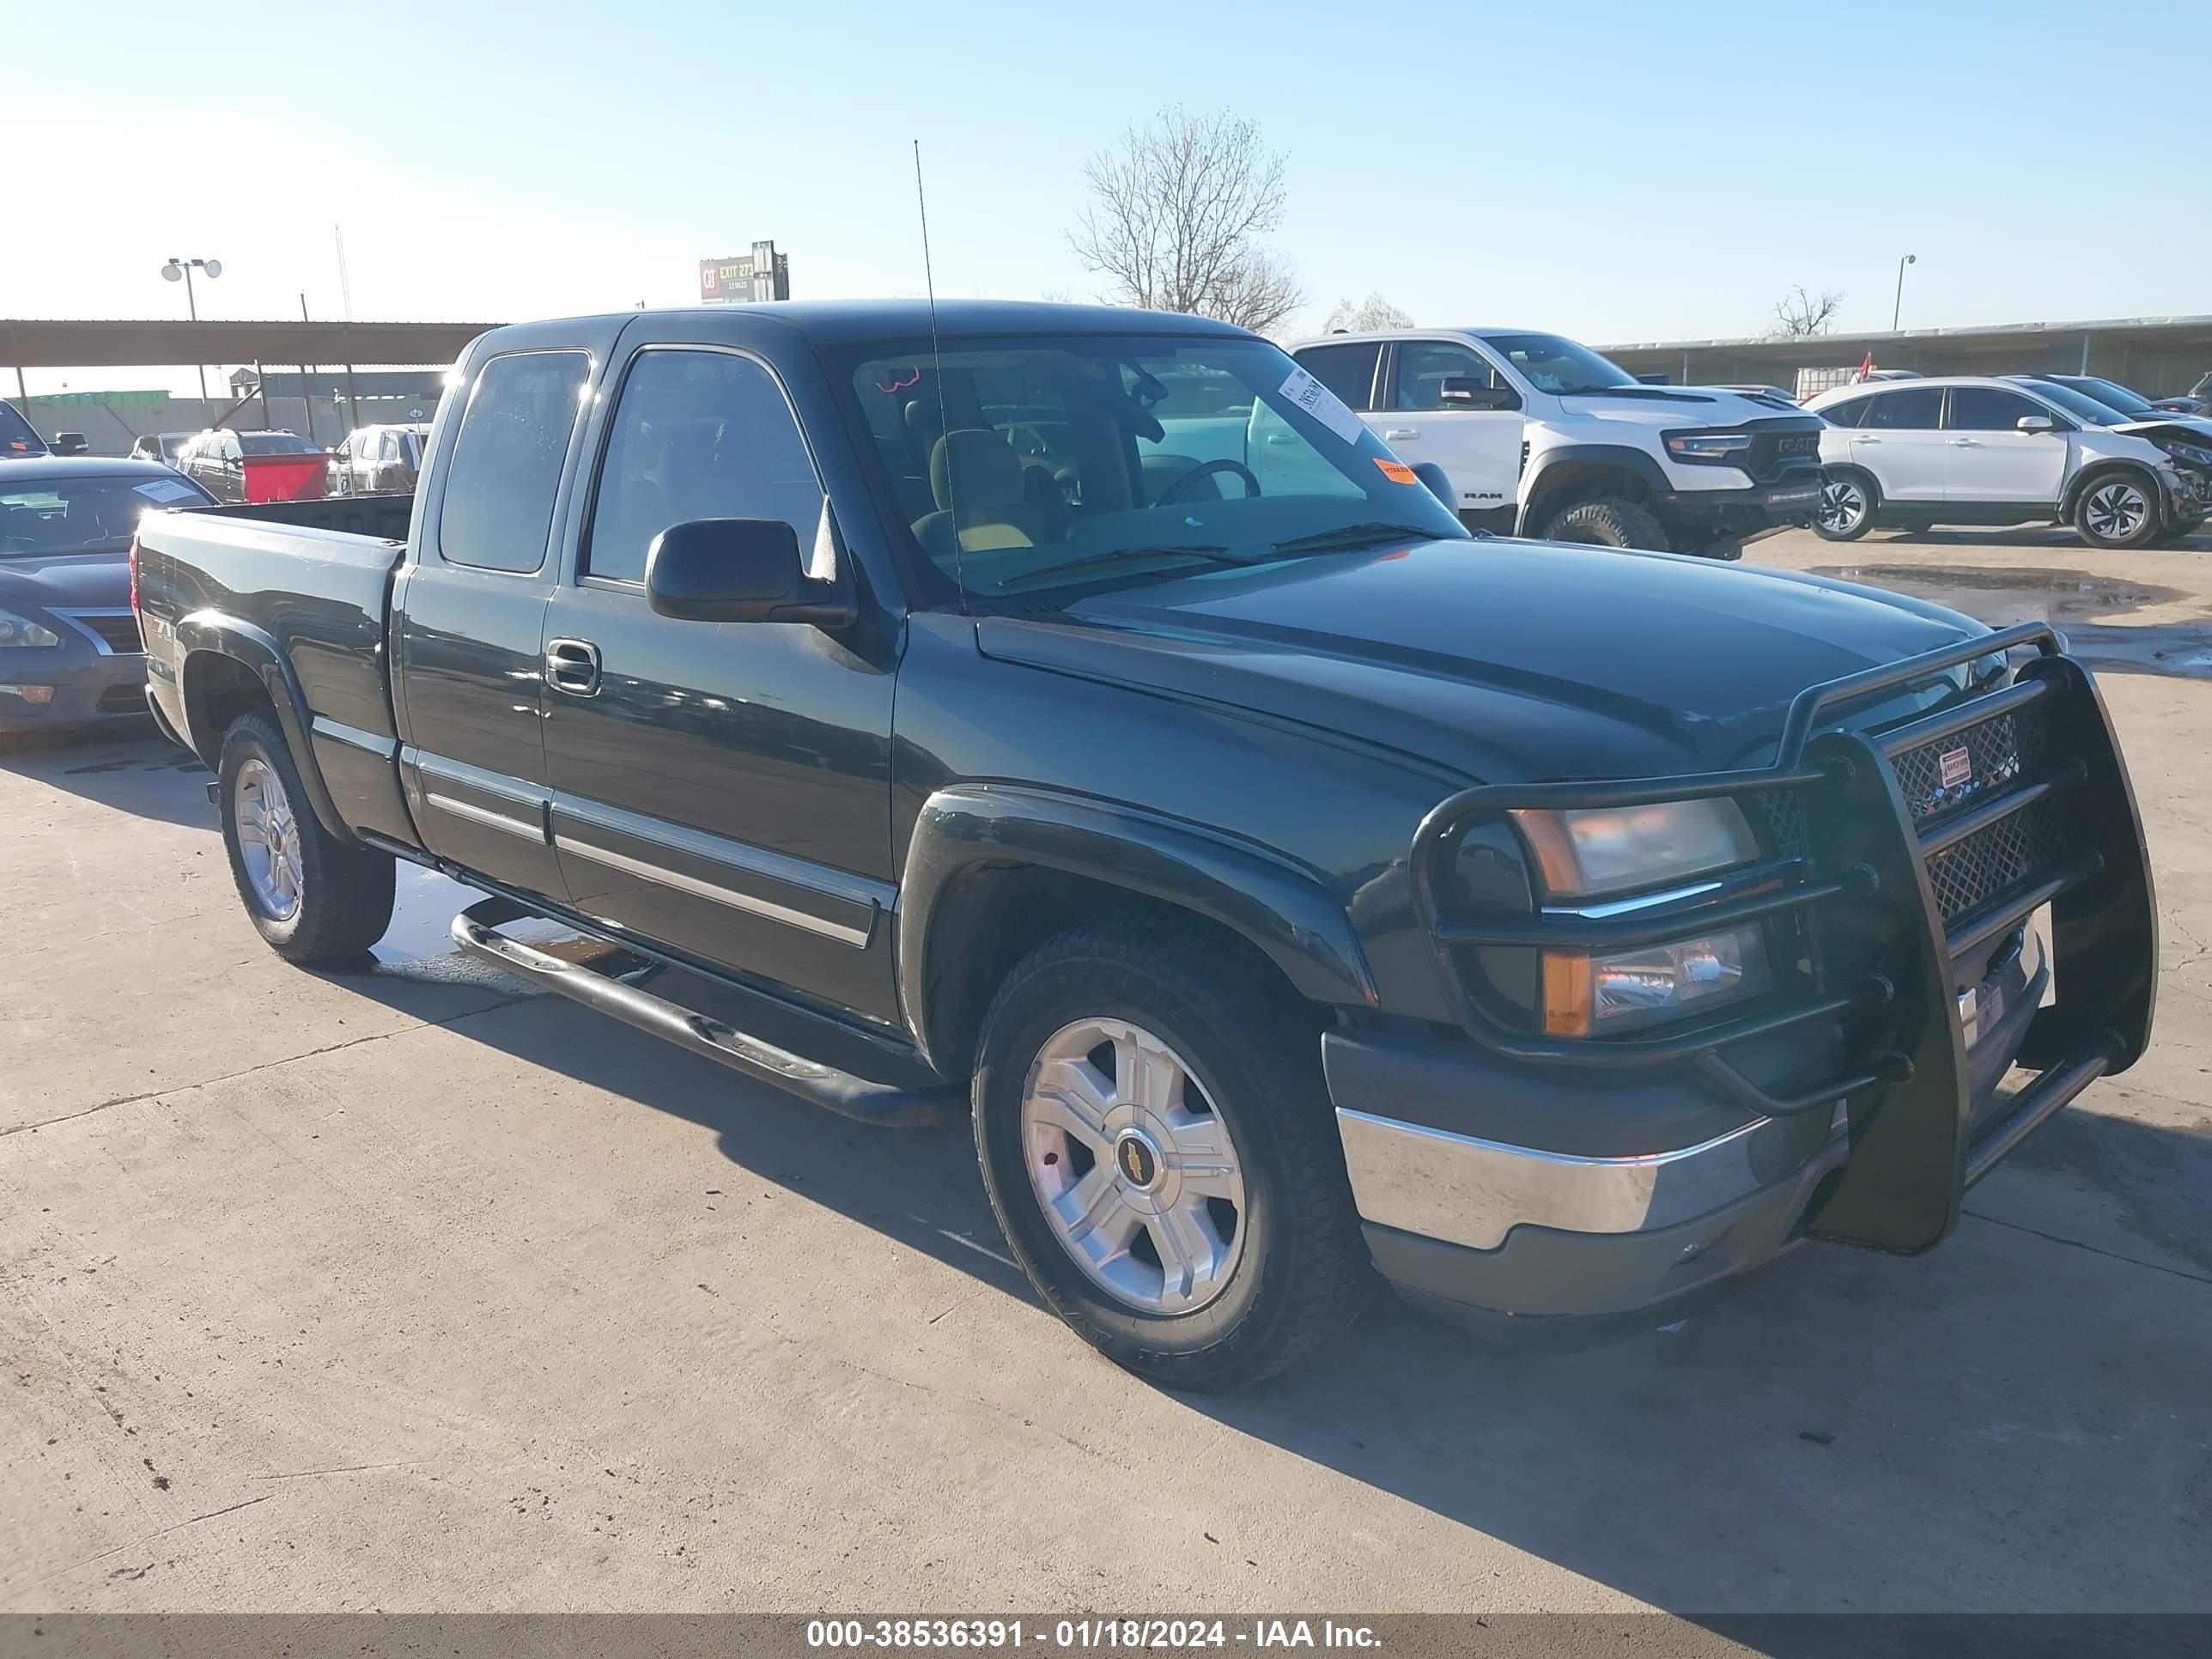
[450,896,958,1129]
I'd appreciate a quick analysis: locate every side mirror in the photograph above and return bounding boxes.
[1410,460,1456,511]
[1438,376,1520,412]
[51,432,90,455]
[645,517,854,628]
[2016,414,2057,434]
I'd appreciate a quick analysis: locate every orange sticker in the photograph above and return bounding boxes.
[1374,459,1418,484]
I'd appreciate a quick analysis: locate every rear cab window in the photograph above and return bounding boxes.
[438,350,592,573]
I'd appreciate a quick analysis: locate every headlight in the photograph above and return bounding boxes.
[1511,799,1761,898]
[2159,440,2212,468]
[0,608,62,648]
[1543,925,1771,1035]
[1663,431,1753,463]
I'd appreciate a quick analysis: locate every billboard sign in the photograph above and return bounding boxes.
[699,240,790,304]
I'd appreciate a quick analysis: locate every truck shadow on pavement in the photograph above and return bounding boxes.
[0,727,212,830]
[343,950,2211,1621]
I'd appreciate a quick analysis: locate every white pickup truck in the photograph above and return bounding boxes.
[1287,327,1825,559]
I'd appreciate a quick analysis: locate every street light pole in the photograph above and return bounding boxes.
[1892,252,1917,332]
[161,258,223,404]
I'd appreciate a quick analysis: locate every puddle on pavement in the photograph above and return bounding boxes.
[1810,564,2212,680]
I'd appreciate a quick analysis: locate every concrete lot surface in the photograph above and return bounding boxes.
[2,526,2207,1619]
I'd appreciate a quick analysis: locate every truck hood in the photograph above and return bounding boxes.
[1550,385,1814,433]
[978,540,1989,783]
[0,549,131,611]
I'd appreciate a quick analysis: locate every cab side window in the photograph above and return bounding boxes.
[1291,342,1381,412]
[1390,341,1503,411]
[439,350,590,573]
[585,349,824,586]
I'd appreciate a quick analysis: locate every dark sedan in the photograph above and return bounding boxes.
[0,458,216,748]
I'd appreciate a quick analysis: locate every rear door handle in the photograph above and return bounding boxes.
[544,637,602,697]
[1384,428,1421,441]
[1950,438,1981,447]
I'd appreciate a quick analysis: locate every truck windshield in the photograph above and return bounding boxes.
[1474,332,1641,396]
[834,333,1466,602]
[1,473,214,556]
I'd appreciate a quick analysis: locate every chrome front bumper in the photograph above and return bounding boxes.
[1334,922,2050,1320]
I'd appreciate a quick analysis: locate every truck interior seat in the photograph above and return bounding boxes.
[912,428,1069,559]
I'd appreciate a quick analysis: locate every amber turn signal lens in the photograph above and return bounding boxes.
[1542,952,1594,1036]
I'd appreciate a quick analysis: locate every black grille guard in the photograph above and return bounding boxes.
[1408,621,2158,1254]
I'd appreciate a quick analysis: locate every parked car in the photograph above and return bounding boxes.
[1288,327,1824,557]
[2146,374,2212,418]
[327,422,430,496]
[1805,376,2212,549]
[173,428,329,503]
[132,301,2156,1388]
[0,457,215,748]
[1,401,47,458]
[131,432,195,467]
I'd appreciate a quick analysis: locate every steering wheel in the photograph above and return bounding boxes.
[1155,458,1261,504]
[1006,423,1050,459]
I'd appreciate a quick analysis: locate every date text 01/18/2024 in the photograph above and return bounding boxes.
[805,1621,1383,1650]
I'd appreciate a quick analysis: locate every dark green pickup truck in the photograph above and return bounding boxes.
[131,301,2156,1388]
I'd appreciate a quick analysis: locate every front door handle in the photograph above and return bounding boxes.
[1855,436,1881,444]
[544,637,602,697]
[1949,438,1981,447]
[1384,428,1421,441]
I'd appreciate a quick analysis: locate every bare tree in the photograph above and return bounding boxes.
[1322,292,1413,333]
[1770,285,1844,338]
[1068,106,1305,334]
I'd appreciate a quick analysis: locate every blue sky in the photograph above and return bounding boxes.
[11,0,2210,392]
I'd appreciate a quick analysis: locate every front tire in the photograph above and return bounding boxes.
[1814,472,1877,541]
[217,712,396,963]
[2073,473,2160,550]
[1539,496,1672,551]
[971,917,1372,1389]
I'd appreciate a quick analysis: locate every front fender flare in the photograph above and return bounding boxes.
[1514,443,1675,536]
[174,611,349,841]
[896,784,1378,1071]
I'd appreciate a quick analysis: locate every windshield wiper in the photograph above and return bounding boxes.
[994,544,1237,591]
[1269,523,1449,555]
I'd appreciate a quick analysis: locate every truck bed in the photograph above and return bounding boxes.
[136,500,414,837]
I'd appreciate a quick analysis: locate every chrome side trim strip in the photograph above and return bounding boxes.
[426,792,546,843]
[552,833,873,948]
[1334,1106,1836,1252]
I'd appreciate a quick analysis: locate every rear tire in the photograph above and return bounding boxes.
[1539,496,1672,552]
[1814,471,1877,541]
[217,712,395,963]
[971,916,1373,1389]
[2073,472,2161,550]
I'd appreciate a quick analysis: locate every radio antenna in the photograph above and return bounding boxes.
[913,139,968,612]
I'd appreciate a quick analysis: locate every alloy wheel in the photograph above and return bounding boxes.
[1018,1017,1249,1316]
[234,757,304,921]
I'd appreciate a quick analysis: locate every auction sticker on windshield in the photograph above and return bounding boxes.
[135,478,202,502]
[1279,367,1366,446]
